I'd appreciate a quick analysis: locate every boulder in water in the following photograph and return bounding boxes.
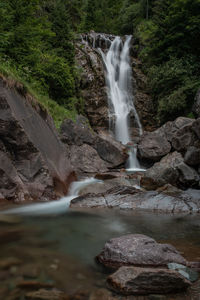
[96,234,187,269]
[107,266,191,295]
[70,185,200,213]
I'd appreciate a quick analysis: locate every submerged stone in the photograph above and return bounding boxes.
[168,263,199,282]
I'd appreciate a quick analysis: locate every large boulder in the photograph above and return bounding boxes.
[107,266,191,295]
[69,144,108,174]
[192,89,200,118]
[0,78,75,203]
[172,123,197,152]
[184,146,200,166]
[138,130,171,162]
[70,186,200,213]
[162,117,194,143]
[61,116,128,175]
[141,152,183,189]
[141,152,199,189]
[96,234,187,269]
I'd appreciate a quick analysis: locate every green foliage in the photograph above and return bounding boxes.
[33,54,75,105]
[0,0,84,127]
[148,56,200,123]
[0,58,77,128]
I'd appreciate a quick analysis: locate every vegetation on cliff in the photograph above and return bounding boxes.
[0,0,199,125]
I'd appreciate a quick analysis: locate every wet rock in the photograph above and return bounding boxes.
[107,266,191,295]
[184,146,200,166]
[25,289,67,300]
[192,89,200,118]
[79,178,131,196]
[71,185,200,213]
[0,78,75,203]
[96,234,187,269]
[138,130,171,162]
[94,173,118,180]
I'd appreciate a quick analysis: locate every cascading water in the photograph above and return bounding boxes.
[1,178,101,216]
[99,36,144,171]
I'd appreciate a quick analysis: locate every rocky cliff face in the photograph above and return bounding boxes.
[75,32,155,132]
[0,77,75,204]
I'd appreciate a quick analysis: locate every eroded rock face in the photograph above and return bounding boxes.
[61,116,128,175]
[96,234,187,269]
[0,78,75,203]
[107,266,191,295]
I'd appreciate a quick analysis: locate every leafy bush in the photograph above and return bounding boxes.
[33,54,75,105]
[147,56,200,123]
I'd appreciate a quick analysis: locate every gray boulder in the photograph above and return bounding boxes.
[70,185,200,213]
[107,266,191,295]
[96,234,187,269]
[184,146,200,166]
[61,116,128,175]
[138,130,171,162]
[141,152,200,189]
[141,152,183,189]
[172,124,197,152]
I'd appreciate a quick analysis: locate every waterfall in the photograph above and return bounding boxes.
[99,36,144,171]
[1,178,102,216]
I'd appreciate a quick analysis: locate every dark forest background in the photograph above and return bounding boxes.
[1,0,200,125]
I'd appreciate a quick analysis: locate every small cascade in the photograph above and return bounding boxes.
[1,178,101,216]
[99,35,144,171]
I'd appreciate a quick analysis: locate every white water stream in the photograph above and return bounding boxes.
[1,178,101,216]
[99,36,145,171]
